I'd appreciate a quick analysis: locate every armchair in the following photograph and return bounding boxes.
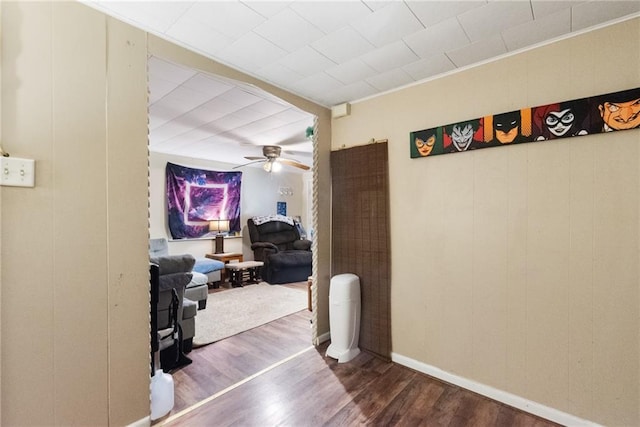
[248,215,312,284]
[150,238,225,309]
[150,254,198,370]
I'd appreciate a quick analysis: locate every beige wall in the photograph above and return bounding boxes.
[1,2,149,425]
[149,151,308,259]
[0,1,331,425]
[332,18,640,426]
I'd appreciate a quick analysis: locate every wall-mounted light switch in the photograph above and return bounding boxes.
[0,157,35,187]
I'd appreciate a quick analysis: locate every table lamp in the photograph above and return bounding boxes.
[209,219,230,254]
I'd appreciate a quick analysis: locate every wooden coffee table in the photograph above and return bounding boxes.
[205,252,243,284]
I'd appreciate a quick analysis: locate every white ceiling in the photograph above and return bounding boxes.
[84,1,640,169]
[148,56,315,170]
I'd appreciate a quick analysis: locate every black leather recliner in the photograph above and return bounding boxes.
[248,217,312,284]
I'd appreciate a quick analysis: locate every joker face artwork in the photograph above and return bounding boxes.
[444,119,482,152]
[450,123,474,151]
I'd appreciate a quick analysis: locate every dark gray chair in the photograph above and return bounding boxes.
[248,217,312,284]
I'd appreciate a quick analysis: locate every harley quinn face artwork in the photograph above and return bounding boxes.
[532,101,590,141]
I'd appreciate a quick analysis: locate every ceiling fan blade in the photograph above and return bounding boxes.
[244,156,267,161]
[278,158,310,170]
[232,159,267,169]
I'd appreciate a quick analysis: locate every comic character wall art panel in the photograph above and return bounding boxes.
[410,87,640,160]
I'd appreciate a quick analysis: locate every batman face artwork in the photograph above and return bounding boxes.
[493,111,521,144]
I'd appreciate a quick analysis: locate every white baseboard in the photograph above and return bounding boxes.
[127,415,150,427]
[315,331,330,345]
[391,352,601,427]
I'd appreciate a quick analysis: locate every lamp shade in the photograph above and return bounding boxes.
[209,219,230,233]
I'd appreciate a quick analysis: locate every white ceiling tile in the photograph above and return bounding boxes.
[166,17,234,56]
[230,106,272,124]
[503,8,571,52]
[149,104,179,130]
[150,120,193,143]
[149,77,178,104]
[201,98,245,116]
[217,87,263,109]
[402,54,456,81]
[530,1,584,20]
[205,114,253,135]
[159,85,214,113]
[290,1,372,33]
[233,118,289,139]
[271,108,312,124]
[247,99,290,116]
[446,34,507,68]
[290,73,344,98]
[148,57,196,85]
[255,62,305,87]
[325,58,378,85]
[182,74,234,98]
[253,8,324,52]
[278,46,337,77]
[406,1,486,27]
[571,1,640,31]
[311,26,376,63]
[351,2,424,47]
[321,81,379,106]
[360,41,419,73]
[365,68,414,92]
[180,102,231,127]
[362,1,394,12]
[215,32,289,73]
[458,1,533,42]
[166,127,216,145]
[94,1,193,33]
[404,17,470,58]
[242,1,292,18]
[180,2,266,39]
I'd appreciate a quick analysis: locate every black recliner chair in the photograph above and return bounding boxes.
[248,216,312,284]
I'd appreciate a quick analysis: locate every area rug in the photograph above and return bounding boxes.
[193,282,307,347]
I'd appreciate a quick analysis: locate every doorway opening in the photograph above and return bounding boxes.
[147,55,319,418]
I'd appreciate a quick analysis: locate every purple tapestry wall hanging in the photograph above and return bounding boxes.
[166,162,242,239]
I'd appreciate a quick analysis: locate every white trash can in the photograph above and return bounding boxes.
[326,273,361,363]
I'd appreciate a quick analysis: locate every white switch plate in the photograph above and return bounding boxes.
[0,157,35,187]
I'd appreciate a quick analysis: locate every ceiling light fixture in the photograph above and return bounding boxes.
[262,158,282,173]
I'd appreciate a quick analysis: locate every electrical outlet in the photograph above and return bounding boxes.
[0,157,35,187]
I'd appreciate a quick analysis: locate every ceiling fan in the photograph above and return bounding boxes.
[234,145,310,172]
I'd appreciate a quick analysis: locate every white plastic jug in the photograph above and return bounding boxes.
[150,370,174,421]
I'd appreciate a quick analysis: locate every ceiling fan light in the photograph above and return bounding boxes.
[263,161,272,172]
[271,161,282,172]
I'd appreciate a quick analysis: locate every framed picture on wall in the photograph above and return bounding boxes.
[277,201,287,216]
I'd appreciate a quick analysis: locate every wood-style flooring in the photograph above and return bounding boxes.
[157,284,561,427]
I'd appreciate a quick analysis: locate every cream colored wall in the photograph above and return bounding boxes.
[1,2,331,425]
[332,18,640,426]
[1,2,149,425]
[149,151,307,260]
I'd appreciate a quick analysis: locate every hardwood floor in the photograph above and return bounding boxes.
[157,285,560,427]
